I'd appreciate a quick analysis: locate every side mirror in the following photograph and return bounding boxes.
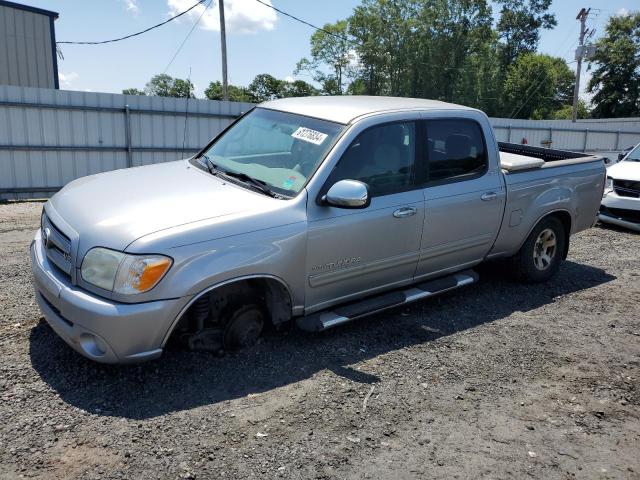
[618,153,625,161]
[322,180,370,209]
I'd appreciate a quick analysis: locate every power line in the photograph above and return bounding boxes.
[163,0,213,74]
[57,0,206,45]
[253,0,353,45]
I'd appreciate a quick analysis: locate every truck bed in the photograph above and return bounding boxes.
[499,142,602,173]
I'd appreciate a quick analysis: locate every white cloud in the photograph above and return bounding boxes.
[615,7,628,16]
[284,75,294,83]
[122,0,140,15]
[167,0,277,34]
[58,72,79,87]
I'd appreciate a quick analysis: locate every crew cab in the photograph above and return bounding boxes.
[31,96,606,363]
[599,142,640,231]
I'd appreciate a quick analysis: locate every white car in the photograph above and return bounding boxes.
[599,143,640,232]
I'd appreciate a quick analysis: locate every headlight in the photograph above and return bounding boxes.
[81,247,172,294]
[604,176,614,196]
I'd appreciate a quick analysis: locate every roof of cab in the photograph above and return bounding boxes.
[259,95,474,124]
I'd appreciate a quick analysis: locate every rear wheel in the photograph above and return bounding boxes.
[510,216,566,283]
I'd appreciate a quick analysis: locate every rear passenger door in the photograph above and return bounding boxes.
[415,117,505,279]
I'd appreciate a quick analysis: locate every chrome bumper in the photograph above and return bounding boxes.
[30,230,189,363]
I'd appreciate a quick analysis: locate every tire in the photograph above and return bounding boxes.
[510,216,566,283]
[222,304,265,350]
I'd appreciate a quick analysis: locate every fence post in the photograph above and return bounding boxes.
[583,129,589,152]
[615,130,620,151]
[124,105,133,168]
[507,125,512,143]
[549,127,553,147]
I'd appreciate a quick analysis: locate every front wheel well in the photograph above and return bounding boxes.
[170,277,293,342]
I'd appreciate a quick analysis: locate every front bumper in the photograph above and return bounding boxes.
[30,229,190,363]
[599,191,640,232]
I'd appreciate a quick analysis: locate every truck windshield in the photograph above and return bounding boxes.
[197,108,344,196]
[624,144,640,162]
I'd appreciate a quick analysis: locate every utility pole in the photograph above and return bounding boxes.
[218,0,229,101]
[572,7,590,123]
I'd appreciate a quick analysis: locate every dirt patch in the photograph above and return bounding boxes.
[0,201,638,479]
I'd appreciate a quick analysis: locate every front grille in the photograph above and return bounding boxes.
[41,212,73,279]
[613,179,640,198]
[600,205,640,224]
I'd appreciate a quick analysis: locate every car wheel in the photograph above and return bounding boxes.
[510,216,566,283]
[223,304,264,350]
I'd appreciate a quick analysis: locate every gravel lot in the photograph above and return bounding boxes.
[0,201,639,480]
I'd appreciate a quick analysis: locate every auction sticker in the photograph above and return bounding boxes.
[291,127,328,145]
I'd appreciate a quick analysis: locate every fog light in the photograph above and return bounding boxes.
[79,333,107,358]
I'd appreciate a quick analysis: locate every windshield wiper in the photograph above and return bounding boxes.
[200,154,218,175]
[198,155,286,198]
[219,170,285,198]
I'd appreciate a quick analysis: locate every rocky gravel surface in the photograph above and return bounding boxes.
[0,201,639,480]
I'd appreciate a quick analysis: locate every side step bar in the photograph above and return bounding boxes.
[297,269,479,332]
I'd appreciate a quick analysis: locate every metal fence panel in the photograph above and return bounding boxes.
[0,84,252,199]
[2,84,640,200]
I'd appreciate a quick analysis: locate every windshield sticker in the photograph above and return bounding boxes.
[291,127,328,145]
[282,175,298,189]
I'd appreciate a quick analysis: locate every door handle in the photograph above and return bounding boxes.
[393,207,417,218]
[481,192,498,201]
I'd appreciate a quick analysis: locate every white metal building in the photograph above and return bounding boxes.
[0,0,59,89]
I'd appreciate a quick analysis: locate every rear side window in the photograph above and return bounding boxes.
[424,119,487,183]
[327,122,416,197]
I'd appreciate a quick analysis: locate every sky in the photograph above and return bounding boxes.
[24,0,637,99]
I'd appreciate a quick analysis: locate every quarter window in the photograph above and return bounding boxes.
[327,122,416,197]
[424,119,487,182]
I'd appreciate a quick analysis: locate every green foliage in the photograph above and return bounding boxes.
[295,20,356,94]
[587,11,640,118]
[204,81,252,102]
[122,88,145,96]
[145,74,195,98]
[551,101,590,120]
[502,53,574,119]
[246,74,319,102]
[495,0,557,66]
[282,80,320,98]
[247,74,286,102]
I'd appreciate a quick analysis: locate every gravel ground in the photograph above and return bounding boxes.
[0,201,639,480]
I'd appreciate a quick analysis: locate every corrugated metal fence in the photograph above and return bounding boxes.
[0,85,252,200]
[2,84,640,200]
[490,117,640,155]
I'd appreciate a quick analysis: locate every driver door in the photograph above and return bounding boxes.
[305,121,425,313]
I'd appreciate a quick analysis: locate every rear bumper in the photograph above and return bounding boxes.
[31,229,190,363]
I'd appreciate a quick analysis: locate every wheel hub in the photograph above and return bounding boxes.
[533,228,557,271]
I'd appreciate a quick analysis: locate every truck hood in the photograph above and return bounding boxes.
[607,160,640,181]
[48,160,269,259]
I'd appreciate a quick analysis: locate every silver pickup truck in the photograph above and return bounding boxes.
[31,96,605,363]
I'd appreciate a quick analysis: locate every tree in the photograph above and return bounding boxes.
[204,81,252,102]
[282,80,320,98]
[247,74,286,102]
[295,20,357,95]
[502,53,574,119]
[122,88,145,95]
[587,11,640,118]
[145,74,195,98]
[496,0,557,66]
[551,101,590,120]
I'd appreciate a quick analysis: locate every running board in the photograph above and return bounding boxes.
[297,269,479,332]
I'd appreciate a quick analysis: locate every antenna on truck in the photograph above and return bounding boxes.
[181,67,193,160]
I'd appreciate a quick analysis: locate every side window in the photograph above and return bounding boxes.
[424,119,487,183]
[327,122,416,197]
